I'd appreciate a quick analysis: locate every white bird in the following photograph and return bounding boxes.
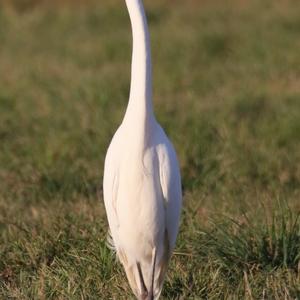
[103,0,182,299]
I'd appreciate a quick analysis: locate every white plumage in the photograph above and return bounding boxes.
[103,0,182,299]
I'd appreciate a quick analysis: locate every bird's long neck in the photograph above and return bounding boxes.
[123,0,154,129]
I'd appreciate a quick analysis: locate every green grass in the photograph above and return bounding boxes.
[0,0,300,298]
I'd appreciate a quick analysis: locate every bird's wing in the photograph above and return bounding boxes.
[153,135,182,296]
[103,131,121,250]
[158,138,182,250]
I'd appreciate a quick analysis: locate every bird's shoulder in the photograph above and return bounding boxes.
[154,126,178,168]
[104,125,124,165]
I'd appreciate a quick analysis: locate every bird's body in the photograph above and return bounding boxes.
[103,0,182,299]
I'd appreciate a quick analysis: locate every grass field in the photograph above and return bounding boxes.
[0,0,300,299]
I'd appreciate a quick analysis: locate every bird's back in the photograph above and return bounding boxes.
[103,121,181,299]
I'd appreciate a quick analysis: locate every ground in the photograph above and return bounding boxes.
[0,0,299,299]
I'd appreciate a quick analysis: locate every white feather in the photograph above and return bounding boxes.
[103,0,182,299]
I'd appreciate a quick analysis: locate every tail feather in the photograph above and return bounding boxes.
[154,230,171,299]
[106,230,116,252]
[118,249,140,298]
[115,230,171,300]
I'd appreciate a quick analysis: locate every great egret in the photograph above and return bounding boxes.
[103,0,182,299]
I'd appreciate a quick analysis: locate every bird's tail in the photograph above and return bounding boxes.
[106,230,116,252]
[117,232,171,300]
